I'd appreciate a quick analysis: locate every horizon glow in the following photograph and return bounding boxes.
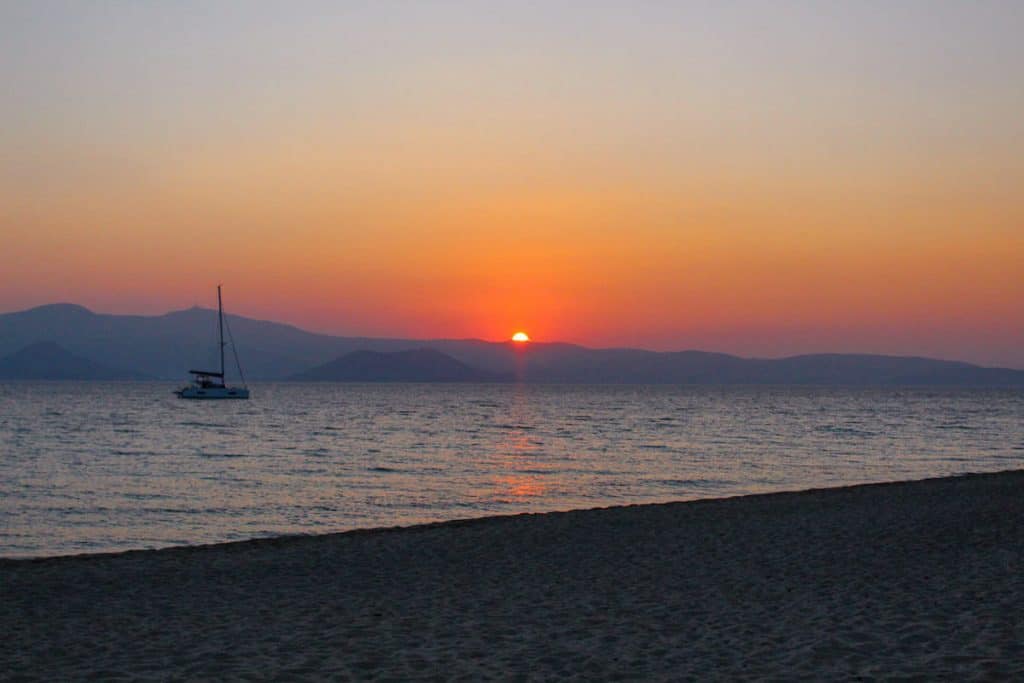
[2,2,1022,367]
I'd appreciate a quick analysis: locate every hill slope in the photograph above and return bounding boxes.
[290,349,510,382]
[0,342,146,380]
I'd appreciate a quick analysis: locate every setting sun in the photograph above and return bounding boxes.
[512,332,530,342]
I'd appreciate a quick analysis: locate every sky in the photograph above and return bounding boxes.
[2,1,1023,366]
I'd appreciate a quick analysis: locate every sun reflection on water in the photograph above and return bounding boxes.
[488,385,551,501]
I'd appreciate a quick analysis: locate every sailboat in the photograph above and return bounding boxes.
[175,286,250,399]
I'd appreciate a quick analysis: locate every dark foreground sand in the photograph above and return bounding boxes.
[3,471,1023,681]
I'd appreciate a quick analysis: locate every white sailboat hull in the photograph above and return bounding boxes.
[176,285,250,400]
[176,386,250,400]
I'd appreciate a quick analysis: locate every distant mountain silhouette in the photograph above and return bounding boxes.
[290,349,511,382]
[2,303,1023,385]
[0,341,146,380]
[0,303,426,380]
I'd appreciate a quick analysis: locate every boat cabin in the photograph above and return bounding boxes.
[188,370,226,389]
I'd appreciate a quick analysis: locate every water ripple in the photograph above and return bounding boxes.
[1,382,1022,558]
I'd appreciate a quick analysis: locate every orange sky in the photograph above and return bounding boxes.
[2,3,1023,366]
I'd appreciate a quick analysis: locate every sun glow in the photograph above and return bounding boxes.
[512,332,530,342]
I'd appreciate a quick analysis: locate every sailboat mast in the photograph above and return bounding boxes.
[218,285,225,378]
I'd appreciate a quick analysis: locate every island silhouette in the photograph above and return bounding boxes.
[1,303,1022,385]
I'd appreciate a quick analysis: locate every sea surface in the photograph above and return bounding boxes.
[2,382,1022,558]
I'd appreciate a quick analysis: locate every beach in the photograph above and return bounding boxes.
[3,470,1023,680]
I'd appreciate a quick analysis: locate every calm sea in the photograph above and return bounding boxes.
[2,382,1022,558]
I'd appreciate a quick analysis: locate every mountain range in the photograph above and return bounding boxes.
[290,349,511,383]
[0,341,147,380]
[1,303,1022,385]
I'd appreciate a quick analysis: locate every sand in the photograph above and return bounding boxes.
[3,470,1023,681]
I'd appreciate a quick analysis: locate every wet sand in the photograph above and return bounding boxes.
[3,470,1023,680]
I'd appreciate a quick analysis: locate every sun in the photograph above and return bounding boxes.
[512,332,530,342]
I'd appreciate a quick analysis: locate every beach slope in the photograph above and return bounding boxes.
[3,470,1023,680]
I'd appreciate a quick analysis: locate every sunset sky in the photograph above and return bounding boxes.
[2,2,1022,366]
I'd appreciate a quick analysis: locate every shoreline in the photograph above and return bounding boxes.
[4,469,1023,679]
[4,468,1021,565]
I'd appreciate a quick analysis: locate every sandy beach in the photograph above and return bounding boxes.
[3,470,1023,680]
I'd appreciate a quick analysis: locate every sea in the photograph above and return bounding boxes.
[2,382,1022,558]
